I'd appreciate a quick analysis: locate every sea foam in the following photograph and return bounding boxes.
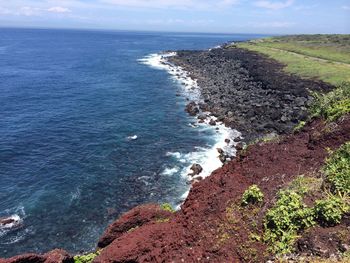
[139,52,241,203]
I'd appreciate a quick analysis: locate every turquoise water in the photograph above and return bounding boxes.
[0,28,263,257]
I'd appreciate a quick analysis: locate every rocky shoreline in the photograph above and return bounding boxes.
[168,45,332,141]
[2,45,349,263]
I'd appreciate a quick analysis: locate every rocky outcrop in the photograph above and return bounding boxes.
[97,204,174,249]
[0,249,72,263]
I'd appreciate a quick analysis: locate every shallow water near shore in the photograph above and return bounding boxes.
[0,28,263,257]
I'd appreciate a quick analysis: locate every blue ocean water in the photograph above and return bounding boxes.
[0,28,263,257]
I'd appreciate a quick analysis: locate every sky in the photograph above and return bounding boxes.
[0,0,349,34]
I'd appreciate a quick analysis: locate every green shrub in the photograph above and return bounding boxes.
[264,190,315,254]
[241,185,264,206]
[74,251,100,263]
[310,82,350,122]
[160,203,175,213]
[314,195,349,226]
[323,142,350,195]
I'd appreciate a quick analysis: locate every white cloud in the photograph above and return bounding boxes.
[47,6,72,13]
[342,5,350,10]
[251,21,295,28]
[19,6,40,16]
[254,0,294,10]
[100,0,239,9]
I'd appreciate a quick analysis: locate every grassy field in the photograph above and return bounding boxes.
[235,35,350,86]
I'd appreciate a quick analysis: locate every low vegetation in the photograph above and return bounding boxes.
[323,142,350,194]
[261,142,350,255]
[74,251,100,263]
[241,185,264,206]
[263,190,315,254]
[246,35,350,64]
[160,203,175,213]
[310,82,350,122]
[314,195,349,226]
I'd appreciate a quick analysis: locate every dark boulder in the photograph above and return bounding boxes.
[185,101,199,116]
[189,164,203,176]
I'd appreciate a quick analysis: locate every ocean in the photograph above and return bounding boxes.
[0,28,263,257]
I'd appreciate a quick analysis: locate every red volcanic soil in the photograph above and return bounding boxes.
[2,115,350,263]
[92,115,350,262]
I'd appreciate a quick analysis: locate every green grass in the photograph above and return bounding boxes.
[251,35,350,64]
[235,35,350,86]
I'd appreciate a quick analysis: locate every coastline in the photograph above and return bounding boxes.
[2,37,350,263]
[138,52,242,201]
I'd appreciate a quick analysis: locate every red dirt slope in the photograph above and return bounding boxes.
[93,115,350,262]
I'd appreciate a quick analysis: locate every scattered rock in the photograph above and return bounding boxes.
[219,155,226,163]
[0,218,15,226]
[189,164,203,176]
[217,148,224,154]
[233,137,241,142]
[197,114,207,121]
[185,101,199,116]
[225,139,231,144]
[209,119,216,126]
[236,142,244,151]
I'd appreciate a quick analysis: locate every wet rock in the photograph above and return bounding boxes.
[236,142,244,151]
[185,101,199,116]
[189,164,203,176]
[197,114,207,121]
[219,155,226,163]
[0,218,15,226]
[217,148,224,154]
[209,119,216,126]
[225,139,231,144]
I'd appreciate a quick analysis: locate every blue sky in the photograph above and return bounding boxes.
[0,0,349,33]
